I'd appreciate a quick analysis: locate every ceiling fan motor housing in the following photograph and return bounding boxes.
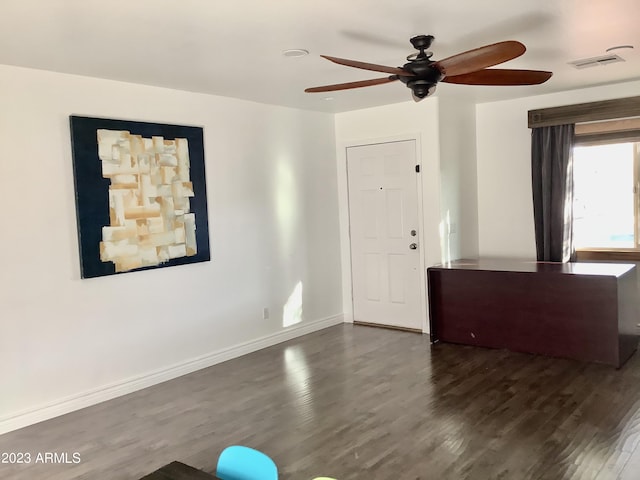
[399,60,442,98]
[397,35,443,98]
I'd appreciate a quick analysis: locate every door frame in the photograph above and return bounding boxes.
[337,134,429,333]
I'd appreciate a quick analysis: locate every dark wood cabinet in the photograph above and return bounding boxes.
[427,259,640,367]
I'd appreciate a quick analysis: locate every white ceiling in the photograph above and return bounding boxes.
[1,0,639,113]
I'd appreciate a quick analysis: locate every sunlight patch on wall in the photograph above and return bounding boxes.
[439,210,452,265]
[275,160,297,253]
[282,281,303,327]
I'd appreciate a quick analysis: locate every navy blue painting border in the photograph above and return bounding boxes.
[70,115,210,279]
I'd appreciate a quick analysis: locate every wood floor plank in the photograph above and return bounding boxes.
[1,324,640,480]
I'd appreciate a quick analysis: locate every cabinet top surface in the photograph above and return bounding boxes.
[429,258,636,277]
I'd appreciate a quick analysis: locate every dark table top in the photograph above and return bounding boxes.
[428,258,635,277]
[139,461,220,480]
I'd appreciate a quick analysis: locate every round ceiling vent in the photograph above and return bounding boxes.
[282,49,309,58]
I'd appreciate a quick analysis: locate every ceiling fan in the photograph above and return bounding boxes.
[305,35,552,101]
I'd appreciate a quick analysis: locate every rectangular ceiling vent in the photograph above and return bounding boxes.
[568,54,626,69]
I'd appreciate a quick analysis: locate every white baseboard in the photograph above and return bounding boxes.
[0,314,344,436]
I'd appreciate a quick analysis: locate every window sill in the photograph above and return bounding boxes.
[576,249,640,262]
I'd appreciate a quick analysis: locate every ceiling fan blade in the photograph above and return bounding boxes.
[305,76,399,93]
[433,41,526,77]
[442,68,552,85]
[321,55,414,76]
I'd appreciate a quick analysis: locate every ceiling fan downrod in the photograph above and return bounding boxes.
[409,34,435,59]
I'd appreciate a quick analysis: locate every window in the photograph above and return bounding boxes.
[573,120,640,260]
[528,96,640,261]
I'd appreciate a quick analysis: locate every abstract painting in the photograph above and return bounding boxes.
[70,116,210,278]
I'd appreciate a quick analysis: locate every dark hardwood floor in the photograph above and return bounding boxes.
[2,324,640,480]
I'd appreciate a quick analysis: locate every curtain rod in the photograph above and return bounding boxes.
[528,96,640,128]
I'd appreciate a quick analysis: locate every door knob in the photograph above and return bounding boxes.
[409,243,418,250]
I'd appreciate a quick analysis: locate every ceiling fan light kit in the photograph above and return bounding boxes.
[305,34,553,101]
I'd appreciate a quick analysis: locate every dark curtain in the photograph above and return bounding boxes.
[531,124,575,262]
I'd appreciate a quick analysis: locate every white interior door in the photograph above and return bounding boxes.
[346,140,423,330]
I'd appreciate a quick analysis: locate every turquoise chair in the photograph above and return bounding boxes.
[216,445,278,480]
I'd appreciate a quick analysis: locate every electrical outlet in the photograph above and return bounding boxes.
[263,307,270,320]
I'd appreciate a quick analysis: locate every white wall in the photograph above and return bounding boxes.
[476,79,640,258]
[0,65,343,433]
[334,99,443,332]
[438,95,479,260]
